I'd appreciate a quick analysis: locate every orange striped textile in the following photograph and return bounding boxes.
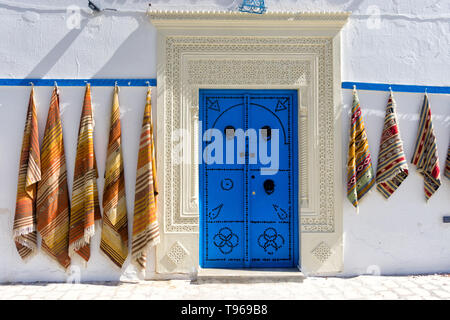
[13,86,41,260]
[131,87,160,272]
[36,86,71,269]
[347,87,375,209]
[100,85,129,268]
[411,94,441,200]
[69,83,101,262]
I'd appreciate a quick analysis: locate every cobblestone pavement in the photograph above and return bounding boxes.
[1,275,450,300]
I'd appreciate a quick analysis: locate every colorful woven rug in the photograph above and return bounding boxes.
[445,142,450,180]
[376,92,409,198]
[347,88,375,209]
[69,83,101,262]
[100,85,129,268]
[36,86,71,269]
[412,94,441,200]
[13,87,41,260]
[131,87,160,272]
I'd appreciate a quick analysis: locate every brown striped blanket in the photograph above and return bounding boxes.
[131,87,160,272]
[36,86,71,269]
[13,87,41,260]
[100,85,129,268]
[69,83,101,262]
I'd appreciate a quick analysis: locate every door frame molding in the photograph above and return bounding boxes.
[149,10,349,277]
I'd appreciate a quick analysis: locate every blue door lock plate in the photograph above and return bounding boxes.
[443,216,450,223]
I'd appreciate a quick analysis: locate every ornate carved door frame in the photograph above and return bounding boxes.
[148,10,349,277]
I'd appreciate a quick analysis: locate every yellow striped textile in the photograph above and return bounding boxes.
[36,86,71,269]
[347,88,375,209]
[100,85,129,268]
[375,92,409,198]
[411,94,441,200]
[69,83,101,262]
[131,87,160,272]
[13,87,41,260]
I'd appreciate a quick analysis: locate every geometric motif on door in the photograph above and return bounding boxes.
[213,228,239,255]
[208,203,223,220]
[220,178,234,191]
[258,228,285,255]
[207,98,220,112]
[275,98,288,112]
[273,204,288,220]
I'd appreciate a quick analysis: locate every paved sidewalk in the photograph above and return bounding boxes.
[1,275,450,300]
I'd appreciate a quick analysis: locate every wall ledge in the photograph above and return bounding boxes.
[147,10,350,30]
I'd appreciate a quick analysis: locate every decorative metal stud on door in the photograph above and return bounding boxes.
[199,89,299,268]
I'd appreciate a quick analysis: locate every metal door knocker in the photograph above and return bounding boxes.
[263,179,275,195]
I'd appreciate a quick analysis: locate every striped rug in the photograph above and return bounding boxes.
[412,94,441,200]
[36,86,71,269]
[376,92,409,198]
[445,142,450,180]
[131,87,160,272]
[100,85,129,268]
[347,88,375,209]
[69,83,101,262]
[13,86,41,260]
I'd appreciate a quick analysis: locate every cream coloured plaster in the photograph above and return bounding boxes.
[149,10,349,276]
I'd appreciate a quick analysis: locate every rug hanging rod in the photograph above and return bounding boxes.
[343,82,450,95]
[0,79,157,87]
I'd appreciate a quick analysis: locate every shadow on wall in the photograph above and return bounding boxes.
[93,14,156,78]
[324,0,365,12]
[23,0,368,80]
[26,10,156,78]
[26,19,89,79]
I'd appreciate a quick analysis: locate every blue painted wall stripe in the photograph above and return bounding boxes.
[342,82,450,94]
[0,79,449,94]
[0,79,157,87]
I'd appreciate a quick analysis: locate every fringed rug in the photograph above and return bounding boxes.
[36,86,71,269]
[13,86,41,260]
[69,83,101,262]
[411,94,441,200]
[131,87,160,273]
[376,91,409,198]
[347,87,375,210]
[100,85,129,268]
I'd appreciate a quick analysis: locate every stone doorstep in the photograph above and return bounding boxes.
[195,268,305,283]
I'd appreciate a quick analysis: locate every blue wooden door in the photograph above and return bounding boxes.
[199,89,298,268]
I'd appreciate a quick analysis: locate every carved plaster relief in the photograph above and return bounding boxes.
[150,11,348,275]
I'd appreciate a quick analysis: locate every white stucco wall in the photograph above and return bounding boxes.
[0,0,448,282]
